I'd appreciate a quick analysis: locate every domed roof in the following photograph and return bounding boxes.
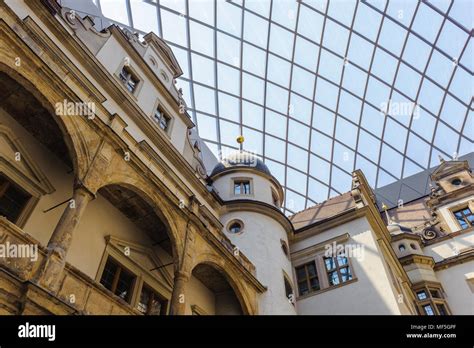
[210,151,272,178]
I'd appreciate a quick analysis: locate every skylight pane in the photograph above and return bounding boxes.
[291,66,315,100]
[188,0,214,23]
[265,110,287,139]
[287,145,309,173]
[101,0,129,25]
[161,9,187,46]
[294,36,319,71]
[288,119,310,149]
[358,129,381,163]
[130,0,158,33]
[244,12,269,48]
[189,20,214,56]
[353,4,382,42]
[217,63,239,95]
[411,3,444,43]
[242,101,264,130]
[217,32,241,67]
[218,92,240,122]
[271,0,298,30]
[266,83,289,114]
[269,23,294,60]
[298,4,324,44]
[217,0,242,36]
[265,134,286,162]
[338,91,362,123]
[322,19,350,56]
[289,93,312,124]
[267,54,291,87]
[309,155,330,184]
[243,43,267,77]
[192,53,215,87]
[242,73,265,104]
[315,78,339,110]
[193,84,216,114]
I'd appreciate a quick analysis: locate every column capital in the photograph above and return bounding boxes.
[73,179,96,200]
[174,270,191,282]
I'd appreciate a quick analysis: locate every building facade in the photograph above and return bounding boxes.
[0,0,472,315]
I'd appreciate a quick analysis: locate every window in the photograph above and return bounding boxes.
[119,65,140,93]
[234,180,251,195]
[436,303,448,315]
[284,276,294,305]
[137,285,166,315]
[453,207,474,230]
[295,261,320,296]
[398,244,406,252]
[228,220,243,233]
[414,284,450,315]
[324,254,353,286]
[99,257,136,303]
[153,106,171,132]
[0,174,31,224]
[416,290,427,300]
[422,304,435,315]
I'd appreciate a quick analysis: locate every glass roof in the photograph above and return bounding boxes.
[70,0,473,214]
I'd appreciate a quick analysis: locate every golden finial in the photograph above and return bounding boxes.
[236,135,244,151]
[381,202,388,211]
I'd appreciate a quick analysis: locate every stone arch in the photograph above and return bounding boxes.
[96,173,183,268]
[191,253,255,315]
[0,62,90,178]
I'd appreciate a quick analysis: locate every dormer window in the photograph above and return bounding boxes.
[153,106,171,132]
[119,65,140,93]
[234,179,251,195]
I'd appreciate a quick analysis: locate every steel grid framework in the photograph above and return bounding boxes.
[68,0,473,214]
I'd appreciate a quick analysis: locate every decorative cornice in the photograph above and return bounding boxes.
[222,199,294,233]
[399,254,435,267]
[434,249,474,271]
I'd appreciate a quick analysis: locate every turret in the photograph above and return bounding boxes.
[209,137,296,314]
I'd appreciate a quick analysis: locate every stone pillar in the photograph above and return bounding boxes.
[36,184,94,292]
[169,270,190,315]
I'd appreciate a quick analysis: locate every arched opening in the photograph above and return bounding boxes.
[85,183,179,314]
[98,184,175,256]
[191,263,245,315]
[0,70,74,170]
[0,69,77,232]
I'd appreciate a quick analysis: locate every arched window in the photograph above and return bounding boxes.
[283,275,294,306]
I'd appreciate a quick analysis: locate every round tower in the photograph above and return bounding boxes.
[209,146,296,315]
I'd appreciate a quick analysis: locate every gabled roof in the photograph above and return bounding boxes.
[143,32,183,78]
[430,159,471,181]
